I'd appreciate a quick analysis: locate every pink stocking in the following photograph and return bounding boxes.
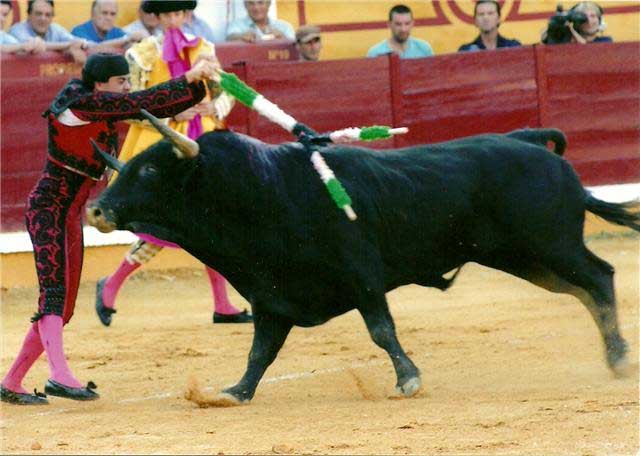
[205,267,241,315]
[1,323,44,394]
[102,258,141,309]
[38,315,82,388]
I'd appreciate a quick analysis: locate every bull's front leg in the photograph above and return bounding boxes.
[358,301,422,397]
[219,312,292,404]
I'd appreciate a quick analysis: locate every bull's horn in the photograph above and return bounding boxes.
[90,139,124,172]
[140,109,199,159]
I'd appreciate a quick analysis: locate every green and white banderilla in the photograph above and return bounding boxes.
[212,70,408,221]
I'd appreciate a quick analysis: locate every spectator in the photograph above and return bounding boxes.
[295,24,321,61]
[458,0,521,51]
[183,3,216,43]
[367,4,433,59]
[1,0,17,44]
[2,0,42,52]
[227,0,295,43]
[71,0,145,48]
[8,0,85,59]
[123,1,162,38]
[567,1,612,44]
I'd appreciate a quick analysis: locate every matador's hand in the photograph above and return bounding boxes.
[213,92,235,120]
[173,107,199,122]
[186,60,219,84]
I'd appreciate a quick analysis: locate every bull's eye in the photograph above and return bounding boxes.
[139,164,158,179]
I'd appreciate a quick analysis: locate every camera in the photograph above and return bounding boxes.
[543,5,589,44]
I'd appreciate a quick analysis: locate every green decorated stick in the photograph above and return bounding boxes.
[217,71,298,132]
[329,126,408,143]
[310,151,356,221]
[217,71,408,141]
[216,70,358,220]
[214,71,409,220]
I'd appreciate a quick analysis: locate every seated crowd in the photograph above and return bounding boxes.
[0,0,614,63]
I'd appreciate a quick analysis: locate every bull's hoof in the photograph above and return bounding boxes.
[610,356,631,378]
[395,376,422,397]
[213,392,250,407]
[184,387,250,408]
[607,338,629,377]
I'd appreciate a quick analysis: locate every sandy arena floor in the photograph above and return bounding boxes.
[1,236,638,455]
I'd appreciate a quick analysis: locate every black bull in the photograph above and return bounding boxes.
[87,126,639,405]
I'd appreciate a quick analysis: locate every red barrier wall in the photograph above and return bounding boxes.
[242,57,396,148]
[395,47,540,146]
[536,42,640,184]
[1,43,639,232]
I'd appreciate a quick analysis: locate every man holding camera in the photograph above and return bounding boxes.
[543,1,612,45]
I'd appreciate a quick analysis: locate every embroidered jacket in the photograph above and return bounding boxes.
[126,35,215,92]
[43,76,206,180]
[117,34,228,164]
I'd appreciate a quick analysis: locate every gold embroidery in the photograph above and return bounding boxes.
[125,36,160,91]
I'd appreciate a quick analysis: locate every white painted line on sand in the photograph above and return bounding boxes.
[22,359,384,418]
[12,321,638,420]
[119,359,386,404]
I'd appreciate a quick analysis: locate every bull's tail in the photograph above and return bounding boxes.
[506,128,567,156]
[586,194,640,231]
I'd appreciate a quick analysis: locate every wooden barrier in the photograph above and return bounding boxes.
[242,57,395,147]
[535,42,640,185]
[395,47,540,146]
[215,39,299,64]
[1,42,638,231]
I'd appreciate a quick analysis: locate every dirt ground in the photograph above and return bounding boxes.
[0,236,638,455]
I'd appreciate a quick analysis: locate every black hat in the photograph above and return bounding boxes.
[142,0,197,15]
[82,53,129,89]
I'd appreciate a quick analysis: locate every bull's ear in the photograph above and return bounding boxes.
[91,139,124,172]
[140,109,199,159]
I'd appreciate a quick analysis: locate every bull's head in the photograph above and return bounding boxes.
[86,110,202,239]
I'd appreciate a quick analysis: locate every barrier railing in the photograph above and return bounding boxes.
[1,42,638,231]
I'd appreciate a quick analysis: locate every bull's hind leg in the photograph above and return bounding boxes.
[358,297,421,397]
[544,248,628,375]
[219,312,292,404]
[480,247,628,375]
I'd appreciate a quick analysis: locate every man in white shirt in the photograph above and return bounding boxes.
[1,0,41,52]
[122,1,162,38]
[227,0,294,42]
[9,0,85,60]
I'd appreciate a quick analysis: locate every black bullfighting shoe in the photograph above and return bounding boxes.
[213,309,253,324]
[0,386,49,405]
[95,277,116,327]
[44,380,99,401]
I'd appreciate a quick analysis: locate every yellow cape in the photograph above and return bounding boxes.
[119,36,223,164]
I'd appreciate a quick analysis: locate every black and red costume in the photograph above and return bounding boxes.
[28,76,205,324]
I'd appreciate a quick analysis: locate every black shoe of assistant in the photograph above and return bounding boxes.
[213,309,253,324]
[95,278,116,327]
[0,386,49,405]
[44,380,99,401]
